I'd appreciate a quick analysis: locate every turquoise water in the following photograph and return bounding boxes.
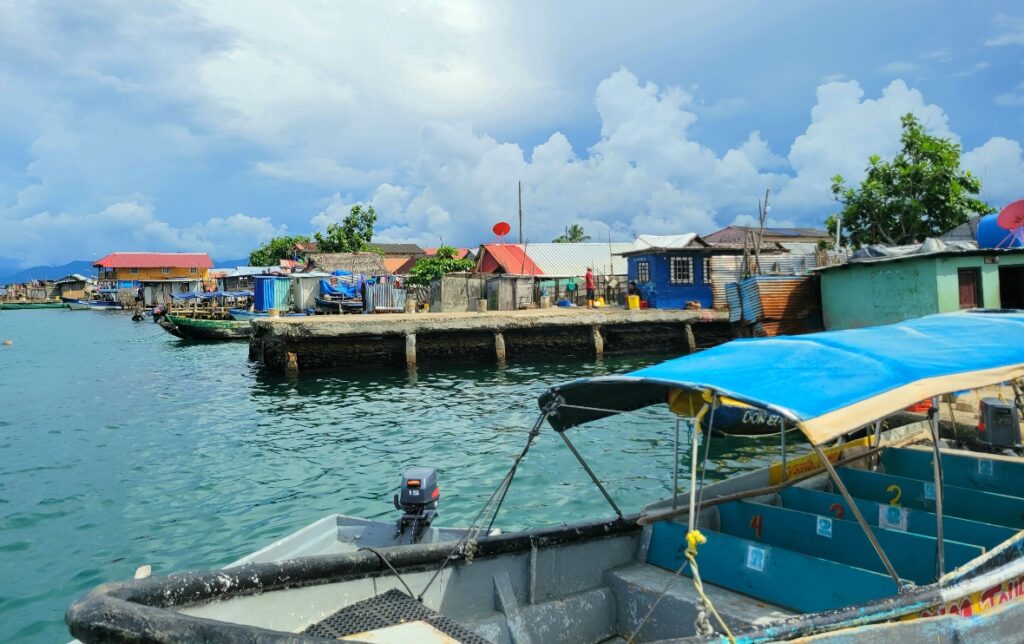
[0,310,784,642]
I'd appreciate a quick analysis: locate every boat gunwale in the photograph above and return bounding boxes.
[66,515,640,641]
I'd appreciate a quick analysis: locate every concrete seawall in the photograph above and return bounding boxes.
[250,308,733,374]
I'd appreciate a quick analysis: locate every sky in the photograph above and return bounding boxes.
[1,1,1023,267]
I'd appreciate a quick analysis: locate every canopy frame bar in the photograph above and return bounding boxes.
[809,440,904,590]
[558,430,622,519]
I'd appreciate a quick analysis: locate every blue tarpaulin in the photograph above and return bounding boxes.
[320,279,357,298]
[540,311,1024,444]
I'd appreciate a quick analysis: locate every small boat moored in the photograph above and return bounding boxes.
[66,311,1024,642]
[158,314,251,341]
[0,301,68,310]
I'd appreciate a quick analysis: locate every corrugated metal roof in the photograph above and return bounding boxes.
[477,244,544,275]
[93,252,213,268]
[523,243,631,277]
[370,243,425,255]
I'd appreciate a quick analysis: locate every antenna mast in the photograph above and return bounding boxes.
[518,180,523,244]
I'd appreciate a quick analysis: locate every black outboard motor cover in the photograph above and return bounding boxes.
[396,466,439,512]
[393,466,439,542]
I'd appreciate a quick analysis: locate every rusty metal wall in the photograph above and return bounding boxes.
[365,278,407,313]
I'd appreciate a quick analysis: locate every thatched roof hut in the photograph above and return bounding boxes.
[305,252,386,275]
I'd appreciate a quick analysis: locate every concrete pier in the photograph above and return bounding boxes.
[250,308,731,374]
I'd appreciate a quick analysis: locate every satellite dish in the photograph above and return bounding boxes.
[995,200,1024,248]
[492,221,511,237]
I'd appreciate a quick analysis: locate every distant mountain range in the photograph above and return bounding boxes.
[0,258,250,284]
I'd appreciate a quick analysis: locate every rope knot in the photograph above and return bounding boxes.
[685,529,706,557]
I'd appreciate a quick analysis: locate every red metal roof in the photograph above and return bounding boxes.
[423,247,472,259]
[476,244,543,275]
[93,252,214,269]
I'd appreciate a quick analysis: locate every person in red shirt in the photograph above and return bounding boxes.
[585,267,596,308]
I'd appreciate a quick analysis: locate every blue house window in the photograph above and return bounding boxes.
[670,257,693,284]
[637,260,650,282]
[703,257,712,284]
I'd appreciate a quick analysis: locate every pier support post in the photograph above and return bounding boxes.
[405,333,417,367]
[684,323,696,354]
[285,351,299,377]
[592,325,604,357]
[494,331,506,363]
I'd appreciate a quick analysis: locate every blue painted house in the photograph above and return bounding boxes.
[619,234,738,309]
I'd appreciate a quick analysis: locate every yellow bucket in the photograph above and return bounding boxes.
[627,295,640,310]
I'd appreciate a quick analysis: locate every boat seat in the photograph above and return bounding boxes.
[646,517,900,613]
[881,447,1024,497]
[605,562,792,641]
[774,486,1016,550]
[717,500,983,585]
[836,467,1024,529]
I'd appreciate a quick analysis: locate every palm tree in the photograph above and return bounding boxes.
[552,224,591,243]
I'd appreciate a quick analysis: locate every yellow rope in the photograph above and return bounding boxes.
[685,530,737,643]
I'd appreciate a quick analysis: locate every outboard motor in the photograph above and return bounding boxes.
[975,398,1023,453]
[393,466,439,542]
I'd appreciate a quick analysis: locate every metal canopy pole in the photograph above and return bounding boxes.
[558,430,623,518]
[810,441,904,589]
[780,420,788,482]
[673,419,681,509]
[687,412,704,533]
[929,397,946,579]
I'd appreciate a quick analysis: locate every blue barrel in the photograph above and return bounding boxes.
[977,214,1023,248]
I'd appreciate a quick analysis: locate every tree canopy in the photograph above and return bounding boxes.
[313,204,378,253]
[248,234,310,266]
[406,246,476,286]
[552,224,591,243]
[829,113,994,248]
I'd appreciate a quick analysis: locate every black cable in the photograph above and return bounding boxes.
[358,547,415,598]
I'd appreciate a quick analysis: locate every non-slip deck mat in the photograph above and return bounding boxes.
[303,588,492,643]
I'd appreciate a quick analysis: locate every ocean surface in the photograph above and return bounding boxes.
[0,309,789,642]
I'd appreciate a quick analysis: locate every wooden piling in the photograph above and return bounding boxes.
[285,351,299,376]
[592,325,604,357]
[684,323,696,353]
[405,333,417,367]
[495,331,506,363]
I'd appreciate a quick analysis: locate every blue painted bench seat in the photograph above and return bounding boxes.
[776,486,1016,551]
[717,501,982,585]
[836,467,1024,529]
[647,519,900,614]
[881,447,1024,498]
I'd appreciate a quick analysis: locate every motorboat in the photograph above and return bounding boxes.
[67,311,1024,642]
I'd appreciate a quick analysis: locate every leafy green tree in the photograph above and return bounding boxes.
[830,113,994,248]
[248,234,310,266]
[314,204,377,253]
[406,246,476,286]
[552,224,591,243]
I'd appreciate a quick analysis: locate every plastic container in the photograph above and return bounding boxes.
[627,295,640,310]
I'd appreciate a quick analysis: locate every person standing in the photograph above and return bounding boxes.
[585,267,596,308]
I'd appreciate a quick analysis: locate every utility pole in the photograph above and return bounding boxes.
[518,180,523,244]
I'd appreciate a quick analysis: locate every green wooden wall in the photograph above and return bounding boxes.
[822,253,1024,330]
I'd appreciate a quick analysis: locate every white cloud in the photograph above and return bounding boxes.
[878,61,922,75]
[0,201,285,265]
[778,79,954,210]
[995,82,1024,107]
[963,138,1024,206]
[985,15,1024,46]
[921,49,952,62]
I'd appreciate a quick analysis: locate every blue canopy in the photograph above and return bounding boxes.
[540,311,1024,444]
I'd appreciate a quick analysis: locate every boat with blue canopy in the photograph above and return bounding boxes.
[66,311,1024,642]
